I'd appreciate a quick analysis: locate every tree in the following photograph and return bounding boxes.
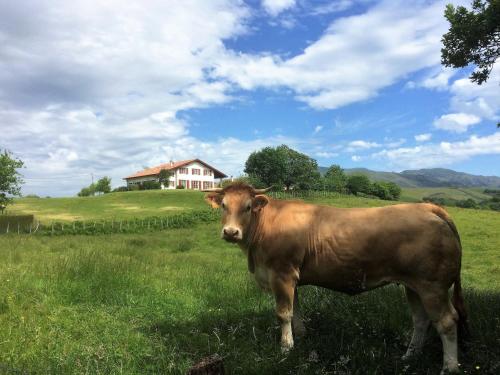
[244,145,320,190]
[158,169,173,188]
[95,176,111,194]
[347,175,371,195]
[323,164,348,192]
[441,0,500,84]
[0,150,24,209]
[384,181,402,200]
[77,183,96,197]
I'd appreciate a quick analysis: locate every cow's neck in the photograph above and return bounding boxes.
[240,199,276,273]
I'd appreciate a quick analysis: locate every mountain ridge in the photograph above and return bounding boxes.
[318,167,500,188]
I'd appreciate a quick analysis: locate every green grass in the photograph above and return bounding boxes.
[6,190,207,223]
[0,195,499,374]
[400,187,492,203]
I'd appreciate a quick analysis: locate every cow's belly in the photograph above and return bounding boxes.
[299,260,394,295]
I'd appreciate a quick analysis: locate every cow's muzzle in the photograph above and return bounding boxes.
[222,226,242,242]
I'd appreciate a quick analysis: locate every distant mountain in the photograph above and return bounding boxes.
[319,167,500,188]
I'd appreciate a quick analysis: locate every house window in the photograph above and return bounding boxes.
[203,169,212,176]
[192,168,200,175]
[179,167,188,174]
[169,181,175,187]
[192,180,200,189]
[203,181,213,189]
[178,179,187,187]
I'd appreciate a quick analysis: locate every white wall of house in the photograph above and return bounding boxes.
[125,161,219,190]
[169,161,217,190]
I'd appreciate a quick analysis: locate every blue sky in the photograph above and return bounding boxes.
[1,0,499,196]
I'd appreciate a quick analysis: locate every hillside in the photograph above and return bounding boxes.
[334,167,500,188]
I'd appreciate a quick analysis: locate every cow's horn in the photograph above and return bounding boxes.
[254,186,273,194]
[201,188,223,193]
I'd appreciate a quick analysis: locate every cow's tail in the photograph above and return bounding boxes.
[429,204,470,342]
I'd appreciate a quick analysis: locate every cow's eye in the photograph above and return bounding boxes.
[221,202,226,209]
[246,205,251,212]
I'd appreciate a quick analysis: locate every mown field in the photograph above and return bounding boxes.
[0,194,499,374]
[400,187,492,203]
[6,190,206,223]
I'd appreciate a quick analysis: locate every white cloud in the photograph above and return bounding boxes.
[262,0,296,16]
[374,132,500,169]
[352,155,362,162]
[415,133,432,142]
[434,113,481,133]
[448,63,500,121]
[313,125,323,134]
[345,140,381,152]
[216,0,450,109]
[406,67,455,91]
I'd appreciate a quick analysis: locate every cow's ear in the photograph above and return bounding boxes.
[205,192,223,208]
[252,194,269,212]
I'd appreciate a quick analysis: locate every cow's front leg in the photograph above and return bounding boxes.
[270,272,296,353]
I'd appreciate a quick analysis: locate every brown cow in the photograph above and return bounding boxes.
[204,183,468,374]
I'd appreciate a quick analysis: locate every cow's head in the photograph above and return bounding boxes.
[204,183,271,243]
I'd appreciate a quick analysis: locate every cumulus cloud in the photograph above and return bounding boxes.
[374,132,500,169]
[262,0,296,16]
[313,125,323,134]
[352,155,362,162]
[434,113,481,133]
[345,140,381,152]
[415,133,432,142]
[215,0,450,109]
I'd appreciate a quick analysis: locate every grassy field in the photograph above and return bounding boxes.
[6,190,207,223]
[1,194,499,374]
[400,187,492,203]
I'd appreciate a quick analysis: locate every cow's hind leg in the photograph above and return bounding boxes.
[292,287,306,337]
[419,287,459,374]
[403,287,430,360]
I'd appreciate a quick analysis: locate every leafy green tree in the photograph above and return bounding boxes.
[441,0,500,84]
[95,176,112,194]
[347,175,371,195]
[323,164,348,192]
[158,169,173,188]
[245,145,320,190]
[370,182,391,200]
[77,183,97,197]
[384,181,402,200]
[0,150,24,209]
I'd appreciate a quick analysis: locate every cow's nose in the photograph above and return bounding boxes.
[223,227,240,239]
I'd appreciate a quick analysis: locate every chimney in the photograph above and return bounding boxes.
[170,159,174,167]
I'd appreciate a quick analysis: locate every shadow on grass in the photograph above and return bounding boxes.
[146,286,500,375]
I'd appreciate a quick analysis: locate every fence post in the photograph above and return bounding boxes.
[51,222,54,235]
[6,222,9,234]
[17,222,20,234]
[120,221,122,231]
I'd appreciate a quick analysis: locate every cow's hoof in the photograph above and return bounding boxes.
[280,340,294,354]
[440,365,459,374]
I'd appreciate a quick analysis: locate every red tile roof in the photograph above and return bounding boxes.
[124,159,227,179]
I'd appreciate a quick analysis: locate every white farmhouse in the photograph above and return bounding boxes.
[124,159,227,190]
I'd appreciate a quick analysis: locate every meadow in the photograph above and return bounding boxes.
[6,190,206,223]
[0,193,499,374]
[399,188,492,203]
